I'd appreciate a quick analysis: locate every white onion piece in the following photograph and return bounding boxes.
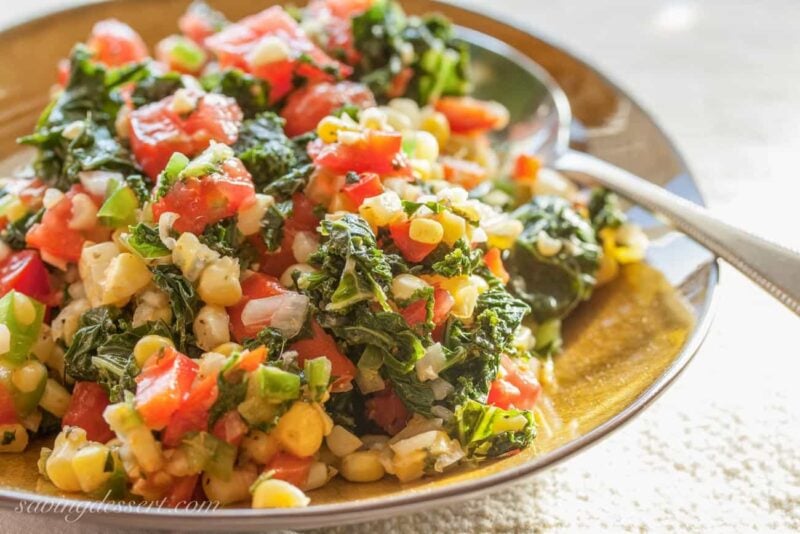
[158,212,179,250]
[430,379,454,401]
[390,430,439,456]
[415,343,446,382]
[79,170,123,198]
[241,293,309,338]
[291,231,319,263]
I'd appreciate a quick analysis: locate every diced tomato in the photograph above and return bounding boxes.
[483,247,509,284]
[56,58,71,87]
[252,193,321,278]
[211,410,248,447]
[316,0,373,18]
[313,129,410,176]
[266,452,313,488]
[0,250,51,303]
[305,0,372,65]
[365,387,409,436]
[135,347,199,430]
[151,158,255,234]
[388,220,438,263]
[440,156,488,190]
[164,475,200,508]
[434,97,509,135]
[513,154,541,181]
[129,91,243,178]
[87,19,149,67]
[61,382,115,443]
[179,1,226,44]
[26,186,105,265]
[340,172,384,208]
[487,356,541,411]
[161,372,219,448]
[401,288,454,327]
[0,382,18,424]
[281,81,375,137]
[386,67,414,99]
[290,320,355,391]
[205,6,351,104]
[228,273,287,342]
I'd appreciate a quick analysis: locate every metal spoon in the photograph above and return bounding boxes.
[461,28,800,316]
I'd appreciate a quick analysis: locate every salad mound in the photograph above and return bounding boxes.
[0,0,648,508]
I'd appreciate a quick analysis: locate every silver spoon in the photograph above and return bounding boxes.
[461,28,800,316]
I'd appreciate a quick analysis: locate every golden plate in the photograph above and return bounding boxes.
[0,1,718,529]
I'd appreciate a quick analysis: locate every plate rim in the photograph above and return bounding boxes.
[0,0,720,529]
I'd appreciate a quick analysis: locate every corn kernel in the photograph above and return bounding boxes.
[237,194,273,236]
[193,305,230,351]
[535,231,563,257]
[133,335,174,368]
[359,191,404,228]
[303,461,334,491]
[79,242,120,307]
[421,111,450,147]
[11,360,46,394]
[12,293,36,326]
[251,478,310,508]
[39,379,72,418]
[436,211,467,246]
[275,401,324,458]
[280,263,317,289]
[486,219,524,250]
[341,451,385,482]
[413,131,439,162]
[172,232,219,282]
[212,342,243,357]
[1,196,28,223]
[67,193,98,230]
[360,107,389,130]
[101,253,152,305]
[326,425,364,458]
[317,116,345,144]
[198,257,242,306]
[203,467,258,505]
[72,443,112,493]
[241,430,281,465]
[392,449,427,482]
[409,218,444,245]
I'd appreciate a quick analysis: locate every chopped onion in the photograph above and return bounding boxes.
[291,231,319,263]
[433,440,464,472]
[415,343,446,382]
[241,293,309,338]
[390,414,443,444]
[79,170,123,198]
[430,379,454,401]
[158,212,179,250]
[390,430,439,456]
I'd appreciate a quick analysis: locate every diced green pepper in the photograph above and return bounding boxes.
[167,36,207,72]
[97,183,139,228]
[304,357,331,402]
[180,431,235,481]
[0,291,45,365]
[254,366,301,402]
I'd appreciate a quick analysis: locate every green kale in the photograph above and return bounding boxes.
[201,69,271,118]
[351,0,471,103]
[129,66,186,108]
[18,46,146,190]
[306,214,394,313]
[208,372,248,427]
[0,208,43,250]
[199,217,240,257]
[151,265,200,353]
[453,399,536,459]
[260,199,293,252]
[588,187,627,232]
[126,223,171,259]
[233,112,308,190]
[423,239,483,278]
[507,196,601,322]
[242,327,288,358]
[262,163,314,201]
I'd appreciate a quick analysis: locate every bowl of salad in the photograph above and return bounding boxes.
[0,0,717,529]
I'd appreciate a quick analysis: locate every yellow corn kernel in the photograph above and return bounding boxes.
[413,131,440,162]
[45,427,87,491]
[409,218,444,245]
[251,478,310,508]
[72,443,112,493]
[101,253,152,306]
[317,116,345,144]
[238,194,273,236]
[0,424,28,453]
[486,219,524,250]
[340,451,385,482]
[358,191,404,229]
[360,107,389,130]
[2,196,28,223]
[275,401,324,458]
[39,379,72,418]
[421,111,450,147]
[212,342,243,357]
[303,461,334,491]
[198,257,242,306]
[133,335,174,368]
[203,466,257,505]
[439,276,479,319]
[172,232,219,282]
[410,158,433,181]
[11,360,46,394]
[241,430,281,465]
[12,293,37,326]
[79,242,121,307]
[193,305,230,351]
[436,211,467,246]
[392,449,427,482]
[326,425,363,458]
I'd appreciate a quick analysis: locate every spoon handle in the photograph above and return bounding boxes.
[555,149,800,316]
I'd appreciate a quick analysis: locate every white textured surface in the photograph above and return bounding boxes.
[2,1,800,532]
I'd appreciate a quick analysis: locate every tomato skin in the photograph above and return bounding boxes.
[401,288,454,327]
[440,156,488,190]
[0,382,18,424]
[205,6,350,104]
[313,129,410,176]
[340,173,384,208]
[135,347,199,431]
[161,372,219,448]
[365,387,409,436]
[0,250,51,303]
[129,91,243,178]
[151,158,255,234]
[388,220,438,263]
[483,247,510,284]
[281,82,375,137]
[61,382,115,443]
[211,410,249,448]
[487,356,541,411]
[513,154,540,181]
[164,475,200,508]
[26,186,104,265]
[87,19,148,67]
[228,273,288,342]
[266,452,313,488]
[290,320,356,391]
[434,97,509,135]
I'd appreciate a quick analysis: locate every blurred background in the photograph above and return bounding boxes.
[2,1,798,532]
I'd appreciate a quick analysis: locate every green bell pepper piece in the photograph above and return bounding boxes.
[0,291,45,365]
